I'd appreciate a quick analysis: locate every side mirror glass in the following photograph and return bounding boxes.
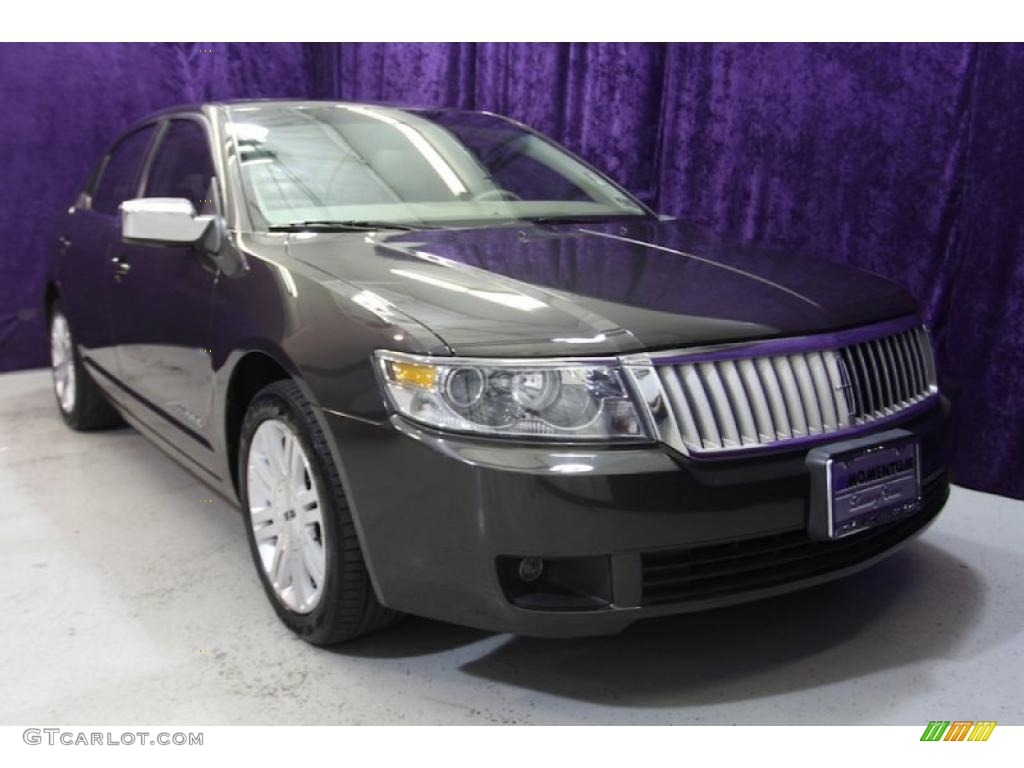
[121,198,214,245]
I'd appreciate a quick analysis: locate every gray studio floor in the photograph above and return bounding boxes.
[1,368,1022,725]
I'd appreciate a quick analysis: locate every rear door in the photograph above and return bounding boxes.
[107,117,220,468]
[58,124,158,381]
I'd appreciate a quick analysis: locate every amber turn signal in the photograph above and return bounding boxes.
[385,360,438,390]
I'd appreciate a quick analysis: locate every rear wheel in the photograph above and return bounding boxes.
[238,380,401,644]
[49,301,121,430]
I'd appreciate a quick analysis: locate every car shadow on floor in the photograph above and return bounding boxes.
[341,539,1007,708]
[340,614,493,658]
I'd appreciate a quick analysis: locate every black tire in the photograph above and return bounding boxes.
[48,300,122,431]
[238,379,402,645]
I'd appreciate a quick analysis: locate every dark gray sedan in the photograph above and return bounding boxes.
[44,100,952,643]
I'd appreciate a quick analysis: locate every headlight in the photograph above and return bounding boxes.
[375,351,649,441]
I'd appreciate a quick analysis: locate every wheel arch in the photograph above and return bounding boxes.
[43,281,60,320]
[223,348,294,496]
[222,342,356,497]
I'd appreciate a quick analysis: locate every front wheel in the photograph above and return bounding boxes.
[238,380,401,644]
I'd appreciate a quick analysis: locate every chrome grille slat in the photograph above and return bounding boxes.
[876,342,892,405]
[901,333,921,393]
[699,362,741,447]
[754,357,792,439]
[867,343,885,414]
[807,351,838,432]
[916,328,938,386]
[657,366,702,451]
[772,356,808,437]
[839,347,863,417]
[789,354,824,435]
[870,340,895,413]
[890,334,912,401]
[737,359,776,441]
[851,342,876,415]
[720,359,759,445]
[861,341,881,415]
[681,364,722,449]
[821,350,851,429]
[896,336,914,401]
[900,331,923,396]
[876,339,892,405]
[649,322,937,455]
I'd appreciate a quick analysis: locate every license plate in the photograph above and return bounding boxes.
[806,430,922,541]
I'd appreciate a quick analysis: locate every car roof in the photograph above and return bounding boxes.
[143,99,509,122]
[214,98,480,112]
[110,100,521,147]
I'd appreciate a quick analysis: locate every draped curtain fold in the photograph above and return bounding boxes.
[0,42,1020,499]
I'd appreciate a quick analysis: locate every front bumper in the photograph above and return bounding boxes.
[324,395,953,637]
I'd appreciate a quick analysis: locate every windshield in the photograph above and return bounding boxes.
[225,103,650,229]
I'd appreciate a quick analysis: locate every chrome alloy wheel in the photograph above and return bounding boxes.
[50,312,76,414]
[246,419,327,614]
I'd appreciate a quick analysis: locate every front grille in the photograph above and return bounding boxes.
[640,472,948,607]
[653,320,937,454]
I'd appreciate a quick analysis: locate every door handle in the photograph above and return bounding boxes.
[111,255,131,281]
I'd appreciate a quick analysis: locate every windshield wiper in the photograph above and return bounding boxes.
[269,220,423,232]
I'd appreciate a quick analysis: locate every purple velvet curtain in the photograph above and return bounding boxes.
[0,43,1021,499]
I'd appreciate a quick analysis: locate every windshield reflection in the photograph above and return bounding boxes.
[227,103,650,229]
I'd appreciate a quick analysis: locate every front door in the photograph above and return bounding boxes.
[60,124,158,382]
[108,118,220,470]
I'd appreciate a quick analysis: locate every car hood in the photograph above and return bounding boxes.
[286,219,919,357]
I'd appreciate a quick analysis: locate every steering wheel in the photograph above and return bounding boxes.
[472,188,522,202]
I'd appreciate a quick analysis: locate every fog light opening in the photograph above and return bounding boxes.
[497,555,613,612]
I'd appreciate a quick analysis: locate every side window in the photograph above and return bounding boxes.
[91,126,156,215]
[144,120,215,213]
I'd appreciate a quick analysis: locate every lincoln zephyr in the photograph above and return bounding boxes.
[45,101,952,643]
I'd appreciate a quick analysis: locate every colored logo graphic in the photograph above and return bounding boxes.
[920,721,996,741]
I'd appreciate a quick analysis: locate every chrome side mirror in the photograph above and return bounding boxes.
[121,198,214,245]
